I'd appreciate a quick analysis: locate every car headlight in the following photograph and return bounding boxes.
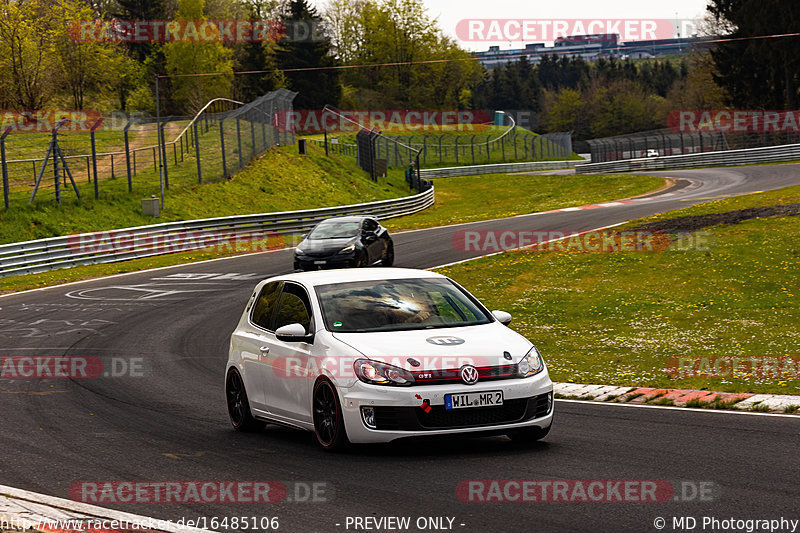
[295,242,308,254]
[518,345,544,378]
[337,243,356,254]
[354,358,416,386]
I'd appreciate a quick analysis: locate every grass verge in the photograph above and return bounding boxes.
[434,184,800,395]
[0,144,409,244]
[0,173,665,294]
[385,173,663,231]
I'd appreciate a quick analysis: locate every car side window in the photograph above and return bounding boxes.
[251,281,282,331]
[362,218,378,232]
[274,283,312,332]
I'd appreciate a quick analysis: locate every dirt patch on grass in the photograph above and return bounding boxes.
[633,204,800,233]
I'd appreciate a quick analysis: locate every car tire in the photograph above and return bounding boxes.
[312,379,350,451]
[508,422,551,443]
[226,368,265,432]
[381,243,394,266]
[355,254,367,268]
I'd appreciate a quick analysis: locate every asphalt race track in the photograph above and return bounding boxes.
[2,164,800,532]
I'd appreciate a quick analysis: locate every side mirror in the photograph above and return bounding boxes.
[492,310,512,326]
[276,323,313,343]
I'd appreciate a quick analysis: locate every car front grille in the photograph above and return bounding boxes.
[371,392,552,431]
[411,364,519,385]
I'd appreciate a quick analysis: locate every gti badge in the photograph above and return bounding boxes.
[426,336,465,346]
[460,365,479,385]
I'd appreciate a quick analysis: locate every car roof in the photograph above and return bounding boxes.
[316,215,374,223]
[271,268,445,288]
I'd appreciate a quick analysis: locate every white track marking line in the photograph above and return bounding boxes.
[428,222,628,270]
[556,399,800,419]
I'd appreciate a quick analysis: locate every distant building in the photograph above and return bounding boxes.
[474,34,715,69]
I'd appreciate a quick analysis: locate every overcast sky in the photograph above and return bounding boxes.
[311,0,712,51]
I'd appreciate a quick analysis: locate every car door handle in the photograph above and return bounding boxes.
[259,346,270,354]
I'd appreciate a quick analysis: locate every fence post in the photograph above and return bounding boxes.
[501,134,505,162]
[486,135,491,162]
[220,120,228,178]
[422,136,427,165]
[438,135,443,163]
[1,127,11,209]
[194,121,202,184]
[250,119,256,159]
[54,131,61,205]
[90,117,104,200]
[160,122,170,189]
[454,137,459,164]
[471,135,476,164]
[236,118,243,169]
[513,132,517,160]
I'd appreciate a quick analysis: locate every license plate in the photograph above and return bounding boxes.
[445,390,503,410]
[314,260,326,265]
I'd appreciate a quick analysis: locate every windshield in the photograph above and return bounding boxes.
[307,220,361,239]
[315,278,492,332]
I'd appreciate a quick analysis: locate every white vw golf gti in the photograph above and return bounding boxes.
[225,268,553,450]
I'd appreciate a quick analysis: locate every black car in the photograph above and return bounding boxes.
[293,216,394,271]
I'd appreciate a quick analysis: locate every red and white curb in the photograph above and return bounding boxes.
[0,484,213,533]
[554,383,800,413]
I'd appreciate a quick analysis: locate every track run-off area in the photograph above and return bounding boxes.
[1,164,799,532]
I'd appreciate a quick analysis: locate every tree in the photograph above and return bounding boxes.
[275,0,340,109]
[325,0,480,109]
[50,0,132,109]
[232,0,284,101]
[164,0,234,113]
[0,0,56,109]
[708,0,800,108]
[665,51,727,110]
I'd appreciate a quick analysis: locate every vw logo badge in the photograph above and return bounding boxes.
[426,336,465,346]
[460,365,479,385]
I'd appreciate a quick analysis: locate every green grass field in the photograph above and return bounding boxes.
[386,173,662,231]
[304,125,579,168]
[0,172,665,293]
[435,185,800,395]
[0,143,411,244]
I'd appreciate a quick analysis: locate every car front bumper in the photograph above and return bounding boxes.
[337,372,554,443]
[294,253,358,270]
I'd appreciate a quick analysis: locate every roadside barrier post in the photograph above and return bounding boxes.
[194,121,202,184]
[236,118,243,169]
[250,119,256,159]
[159,122,169,190]
[220,120,228,179]
[90,117,104,200]
[1,127,11,209]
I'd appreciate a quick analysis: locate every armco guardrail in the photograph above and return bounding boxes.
[575,143,800,174]
[0,187,434,278]
[420,160,580,179]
